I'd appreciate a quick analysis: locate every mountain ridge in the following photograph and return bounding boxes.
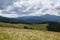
[0,14,60,23]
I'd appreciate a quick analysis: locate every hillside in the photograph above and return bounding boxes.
[0,22,60,40]
[0,22,60,32]
[0,27,60,40]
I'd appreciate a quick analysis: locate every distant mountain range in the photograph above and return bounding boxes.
[0,14,60,23]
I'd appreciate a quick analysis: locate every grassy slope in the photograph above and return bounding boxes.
[0,22,60,40]
[0,22,48,30]
[0,22,60,31]
[0,27,60,40]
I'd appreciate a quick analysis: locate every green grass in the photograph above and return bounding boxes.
[0,22,48,31]
[0,22,60,40]
[0,22,60,32]
[0,27,60,40]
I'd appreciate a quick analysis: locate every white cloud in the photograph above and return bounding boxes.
[0,0,60,18]
[0,13,18,18]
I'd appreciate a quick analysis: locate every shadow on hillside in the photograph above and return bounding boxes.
[47,22,60,32]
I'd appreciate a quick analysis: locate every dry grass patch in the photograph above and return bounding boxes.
[0,27,60,40]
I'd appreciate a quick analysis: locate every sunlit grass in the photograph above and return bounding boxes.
[0,27,60,40]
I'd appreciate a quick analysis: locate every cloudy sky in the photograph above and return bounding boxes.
[0,0,60,18]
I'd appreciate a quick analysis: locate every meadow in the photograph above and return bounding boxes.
[0,22,48,30]
[0,22,60,40]
[0,27,60,40]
